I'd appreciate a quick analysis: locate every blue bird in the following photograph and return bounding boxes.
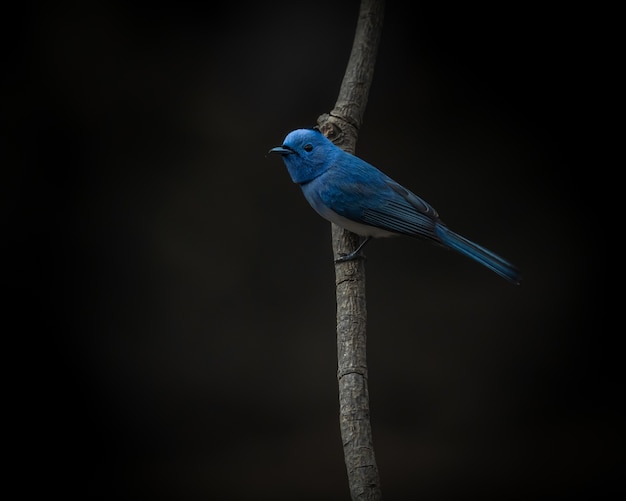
[269,128,521,285]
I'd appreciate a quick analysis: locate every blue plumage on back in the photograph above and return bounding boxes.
[269,128,520,285]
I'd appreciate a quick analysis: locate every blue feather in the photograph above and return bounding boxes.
[435,225,521,284]
[269,128,521,285]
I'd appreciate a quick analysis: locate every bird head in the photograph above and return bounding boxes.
[269,128,338,184]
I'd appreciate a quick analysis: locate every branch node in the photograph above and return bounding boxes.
[316,113,359,152]
[337,365,369,380]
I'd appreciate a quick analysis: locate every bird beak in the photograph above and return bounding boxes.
[268,146,293,156]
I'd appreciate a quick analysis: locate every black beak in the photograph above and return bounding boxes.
[268,146,294,156]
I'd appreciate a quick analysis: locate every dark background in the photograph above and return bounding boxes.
[5,1,614,499]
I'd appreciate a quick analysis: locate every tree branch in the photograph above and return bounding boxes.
[316,1,384,499]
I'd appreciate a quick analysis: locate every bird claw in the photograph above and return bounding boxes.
[334,251,366,264]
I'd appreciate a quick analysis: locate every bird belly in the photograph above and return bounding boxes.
[301,183,397,238]
[323,209,397,238]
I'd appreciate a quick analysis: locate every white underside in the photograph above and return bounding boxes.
[316,205,397,238]
[301,183,397,238]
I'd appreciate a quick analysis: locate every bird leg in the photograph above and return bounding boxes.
[334,237,371,263]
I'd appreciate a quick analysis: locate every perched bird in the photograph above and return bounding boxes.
[269,128,520,285]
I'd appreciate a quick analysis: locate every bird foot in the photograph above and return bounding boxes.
[334,251,366,264]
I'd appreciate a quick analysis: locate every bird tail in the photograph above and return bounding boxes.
[436,225,521,285]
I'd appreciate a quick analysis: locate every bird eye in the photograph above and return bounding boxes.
[303,143,313,152]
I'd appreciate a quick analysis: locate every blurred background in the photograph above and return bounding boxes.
[5,1,613,499]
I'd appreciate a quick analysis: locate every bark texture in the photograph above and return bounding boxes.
[316,1,384,499]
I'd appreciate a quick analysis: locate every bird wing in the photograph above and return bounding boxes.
[359,181,441,240]
[317,158,442,241]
